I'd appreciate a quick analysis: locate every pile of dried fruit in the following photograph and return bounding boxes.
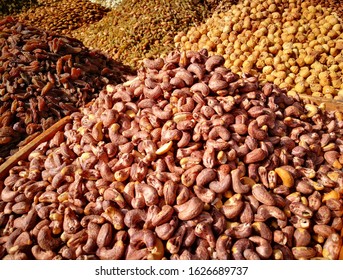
[175,0,343,100]
[71,0,211,69]
[0,0,38,17]
[13,0,110,36]
[1,49,342,260]
[0,17,131,160]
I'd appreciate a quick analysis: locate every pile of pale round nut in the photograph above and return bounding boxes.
[0,17,130,160]
[175,0,343,100]
[0,49,342,260]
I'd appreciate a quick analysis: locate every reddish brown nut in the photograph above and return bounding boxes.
[226,222,252,239]
[205,55,225,72]
[31,245,56,260]
[83,222,100,254]
[295,180,314,195]
[182,226,197,247]
[196,168,217,187]
[249,235,273,259]
[193,185,216,203]
[174,197,204,221]
[215,234,232,260]
[134,183,159,207]
[163,180,178,205]
[289,202,313,219]
[221,194,244,219]
[313,224,335,238]
[96,223,114,248]
[324,151,342,169]
[314,205,331,225]
[103,188,126,209]
[325,198,342,212]
[194,222,216,248]
[187,63,205,80]
[290,215,311,229]
[166,225,186,254]
[255,204,286,221]
[322,233,342,260]
[209,168,231,194]
[331,217,343,231]
[155,216,178,240]
[126,229,163,260]
[176,185,191,205]
[151,205,174,227]
[231,168,250,194]
[273,244,294,260]
[1,186,19,202]
[243,248,261,260]
[240,202,254,224]
[13,208,37,231]
[37,225,61,251]
[293,228,311,247]
[273,230,288,245]
[292,246,317,260]
[97,240,126,260]
[308,191,322,211]
[144,205,160,230]
[143,57,164,70]
[252,184,275,206]
[252,221,273,242]
[124,209,146,228]
[63,207,80,234]
[248,120,267,141]
[244,148,267,164]
[181,164,203,187]
[231,238,253,260]
[101,206,125,230]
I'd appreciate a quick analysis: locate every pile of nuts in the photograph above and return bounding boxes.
[71,0,211,69]
[0,17,130,160]
[13,0,110,36]
[309,0,343,18]
[175,0,343,100]
[0,49,342,260]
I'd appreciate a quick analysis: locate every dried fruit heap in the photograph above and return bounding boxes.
[0,49,342,260]
[0,17,130,160]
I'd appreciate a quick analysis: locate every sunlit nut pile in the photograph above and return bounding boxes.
[0,17,129,160]
[13,0,110,36]
[207,0,239,13]
[175,0,343,100]
[71,0,211,69]
[88,0,123,9]
[0,0,38,17]
[309,0,343,18]
[1,49,343,260]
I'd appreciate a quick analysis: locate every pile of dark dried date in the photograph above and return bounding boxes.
[0,49,342,260]
[0,16,130,160]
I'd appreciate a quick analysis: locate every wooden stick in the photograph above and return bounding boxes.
[0,116,71,180]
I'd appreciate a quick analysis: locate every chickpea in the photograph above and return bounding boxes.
[177,0,343,98]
